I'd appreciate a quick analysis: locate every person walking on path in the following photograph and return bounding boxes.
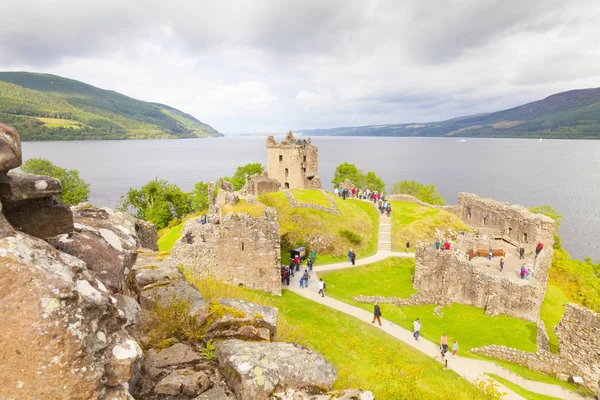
[406,240,411,253]
[452,341,459,358]
[300,270,310,288]
[348,248,356,265]
[413,318,421,341]
[499,258,504,272]
[307,257,313,272]
[372,302,382,326]
[519,246,525,259]
[488,247,493,260]
[435,240,440,250]
[440,334,449,358]
[318,278,325,297]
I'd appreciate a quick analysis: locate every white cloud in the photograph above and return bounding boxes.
[1,0,600,132]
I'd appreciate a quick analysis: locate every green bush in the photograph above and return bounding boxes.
[21,158,90,205]
[391,180,445,205]
[340,229,362,245]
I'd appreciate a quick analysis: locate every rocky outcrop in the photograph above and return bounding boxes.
[217,340,337,400]
[0,233,141,399]
[135,220,159,251]
[0,123,22,172]
[2,193,73,238]
[47,204,142,292]
[204,299,278,343]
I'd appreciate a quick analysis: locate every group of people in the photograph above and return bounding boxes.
[379,200,392,216]
[520,264,533,280]
[334,186,384,204]
[434,239,452,251]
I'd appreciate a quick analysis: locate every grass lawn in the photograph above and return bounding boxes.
[389,201,469,252]
[290,189,331,207]
[260,191,379,265]
[540,283,569,353]
[36,117,84,129]
[486,374,562,400]
[158,222,184,252]
[188,275,494,399]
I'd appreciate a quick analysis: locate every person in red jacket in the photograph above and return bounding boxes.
[535,242,544,258]
[444,241,450,251]
[351,187,356,198]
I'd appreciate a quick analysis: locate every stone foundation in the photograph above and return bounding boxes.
[283,189,340,216]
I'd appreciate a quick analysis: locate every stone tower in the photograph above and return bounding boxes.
[265,131,321,189]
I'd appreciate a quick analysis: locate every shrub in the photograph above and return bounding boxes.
[339,229,362,245]
[201,340,218,360]
[21,158,90,205]
[143,295,203,348]
[391,180,445,205]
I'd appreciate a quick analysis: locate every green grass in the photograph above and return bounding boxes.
[486,374,562,400]
[322,258,538,353]
[37,117,84,129]
[540,284,569,353]
[158,223,184,252]
[290,189,331,207]
[220,199,266,217]
[187,275,495,399]
[259,191,379,264]
[389,201,469,252]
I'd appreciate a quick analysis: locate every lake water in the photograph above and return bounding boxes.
[21,136,600,261]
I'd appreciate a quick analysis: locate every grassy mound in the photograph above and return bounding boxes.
[389,201,469,252]
[220,200,266,217]
[186,274,498,399]
[259,191,379,264]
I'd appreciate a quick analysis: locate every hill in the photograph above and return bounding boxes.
[300,88,600,139]
[0,71,221,140]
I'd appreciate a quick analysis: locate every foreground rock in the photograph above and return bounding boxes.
[0,123,22,172]
[217,339,337,400]
[272,388,375,400]
[204,299,278,342]
[2,195,73,238]
[0,233,141,399]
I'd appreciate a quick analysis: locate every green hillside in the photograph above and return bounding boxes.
[300,87,600,139]
[0,71,221,140]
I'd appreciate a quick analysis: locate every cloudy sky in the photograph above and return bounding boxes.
[2,0,599,133]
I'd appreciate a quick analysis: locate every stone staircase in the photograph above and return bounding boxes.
[378,213,392,251]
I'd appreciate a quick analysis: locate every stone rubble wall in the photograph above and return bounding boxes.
[453,192,556,253]
[555,304,600,391]
[470,345,574,380]
[413,244,546,322]
[282,189,340,216]
[386,194,436,208]
[170,208,282,295]
[240,172,281,197]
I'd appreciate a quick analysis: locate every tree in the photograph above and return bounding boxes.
[362,171,386,193]
[21,158,90,205]
[189,181,209,212]
[391,180,445,205]
[226,162,264,191]
[117,179,191,229]
[331,163,363,188]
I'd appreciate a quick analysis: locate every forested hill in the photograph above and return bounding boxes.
[299,88,600,139]
[0,72,221,140]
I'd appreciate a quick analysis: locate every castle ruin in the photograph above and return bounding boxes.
[413,193,556,322]
[266,131,321,190]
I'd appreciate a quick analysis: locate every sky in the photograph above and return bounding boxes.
[1,0,600,134]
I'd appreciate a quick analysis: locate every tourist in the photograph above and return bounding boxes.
[440,334,449,358]
[201,214,207,225]
[406,240,410,253]
[526,267,533,280]
[386,203,391,217]
[372,302,382,326]
[334,187,339,197]
[435,240,441,250]
[452,341,459,358]
[535,242,544,258]
[282,267,290,285]
[294,254,301,272]
[318,278,325,297]
[519,247,525,259]
[288,259,296,276]
[301,269,310,288]
[307,257,313,272]
[348,248,356,265]
[413,318,421,341]
[444,241,450,251]
[520,265,527,279]
[488,248,493,260]
[351,187,356,198]
[311,248,317,261]
[500,258,504,272]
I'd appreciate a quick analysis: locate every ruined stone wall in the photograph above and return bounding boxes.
[241,172,281,197]
[555,304,600,390]
[454,193,556,252]
[387,194,435,208]
[266,133,320,189]
[170,208,282,295]
[414,245,546,322]
[282,189,340,216]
